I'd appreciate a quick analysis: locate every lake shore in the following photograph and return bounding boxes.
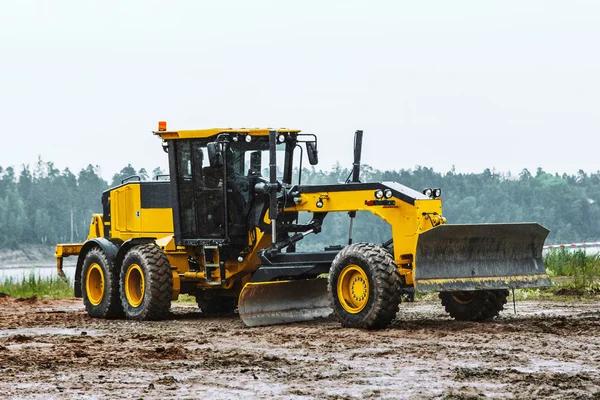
[0,245,76,268]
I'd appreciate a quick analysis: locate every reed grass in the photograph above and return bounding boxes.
[0,271,72,298]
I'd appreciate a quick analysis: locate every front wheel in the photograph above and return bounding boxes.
[439,289,509,321]
[328,243,402,329]
[119,243,173,320]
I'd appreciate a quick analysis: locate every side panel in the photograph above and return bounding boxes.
[112,184,141,234]
[109,182,174,241]
[140,182,173,234]
[140,208,174,234]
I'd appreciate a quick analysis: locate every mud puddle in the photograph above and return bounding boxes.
[0,327,101,337]
[0,297,598,399]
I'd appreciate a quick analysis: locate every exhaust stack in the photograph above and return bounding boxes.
[348,130,363,245]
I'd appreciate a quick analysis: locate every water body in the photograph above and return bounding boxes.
[0,265,76,285]
[543,245,600,255]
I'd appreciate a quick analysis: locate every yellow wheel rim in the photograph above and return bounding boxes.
[125,264,145,308]
[452,291,477,305]
[86,263,105,306]
[337,264,370,314]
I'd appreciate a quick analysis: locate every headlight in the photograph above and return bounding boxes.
[423,188,433,197]
[245,134,252,143]
[384,189,393,199]
[433,188,442,198]
[232,134,239,142]
[374,189,384,199]
[277,134,286,143]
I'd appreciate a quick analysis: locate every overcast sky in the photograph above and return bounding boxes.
[1,1,599,181]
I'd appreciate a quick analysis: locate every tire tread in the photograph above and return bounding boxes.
[439,289,509,321]
[328,242,402,330]
[120,243,172,320]
[82,247,123,319]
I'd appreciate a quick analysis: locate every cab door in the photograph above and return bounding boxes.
[173,139,226,242]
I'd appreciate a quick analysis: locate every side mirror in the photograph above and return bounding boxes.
[306,141,318,165]
[207,142,224,167]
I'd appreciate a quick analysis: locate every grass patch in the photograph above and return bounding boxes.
[544,248,600,296]
[173,294,197,303]
[0,272,72,298]
[545,248,600,281]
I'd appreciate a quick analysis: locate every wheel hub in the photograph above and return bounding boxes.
[452,291,477,305]
[125,264,145,308]
[337,264,370,314]
[86,263,105,306]
[350,277,367,301]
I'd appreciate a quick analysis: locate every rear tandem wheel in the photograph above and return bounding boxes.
[328,242,402,329]
[81,247,123,318]
[119,243,173,320]
[438,289,509,321]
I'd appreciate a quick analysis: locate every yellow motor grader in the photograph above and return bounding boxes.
[55,123,550,329]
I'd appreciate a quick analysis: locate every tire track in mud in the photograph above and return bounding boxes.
[0,296,598,399]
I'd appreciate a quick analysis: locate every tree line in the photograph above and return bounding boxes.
[0,158,599,249]
[0,159,160,248]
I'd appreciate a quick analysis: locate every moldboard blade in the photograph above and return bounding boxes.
[238,278,332,327]
[415,223,551,292]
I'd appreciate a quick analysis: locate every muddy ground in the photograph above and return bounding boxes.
[0,295,599,399]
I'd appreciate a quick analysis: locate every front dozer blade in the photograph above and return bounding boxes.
[238,278,332,327]
[415,223,551,292]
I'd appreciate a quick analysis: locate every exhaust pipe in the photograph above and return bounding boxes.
[348,130,363,245]
[269,129,278,250]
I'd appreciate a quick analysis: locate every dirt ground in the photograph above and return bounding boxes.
[0,294,599,400]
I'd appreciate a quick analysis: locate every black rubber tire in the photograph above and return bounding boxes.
[439,289,509,321]
[328,242,402,329]
[81,247,123,319]
[196,292,238,316]
[119,243,173,320]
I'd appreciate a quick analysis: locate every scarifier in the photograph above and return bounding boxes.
[55,123,551,329]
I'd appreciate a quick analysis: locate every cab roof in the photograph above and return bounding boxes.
[153,127,301,140]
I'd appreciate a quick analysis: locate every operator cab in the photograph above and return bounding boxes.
[157,126,317,247]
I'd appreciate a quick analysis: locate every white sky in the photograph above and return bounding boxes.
[1,1,599,181]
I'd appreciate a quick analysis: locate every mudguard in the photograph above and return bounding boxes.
[74,238,119,297]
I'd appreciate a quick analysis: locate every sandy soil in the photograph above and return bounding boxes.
[0,294,599,399]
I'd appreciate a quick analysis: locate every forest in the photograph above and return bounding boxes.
[0,157,599,249]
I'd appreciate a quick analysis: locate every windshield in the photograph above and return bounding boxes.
[230,141,300,184]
